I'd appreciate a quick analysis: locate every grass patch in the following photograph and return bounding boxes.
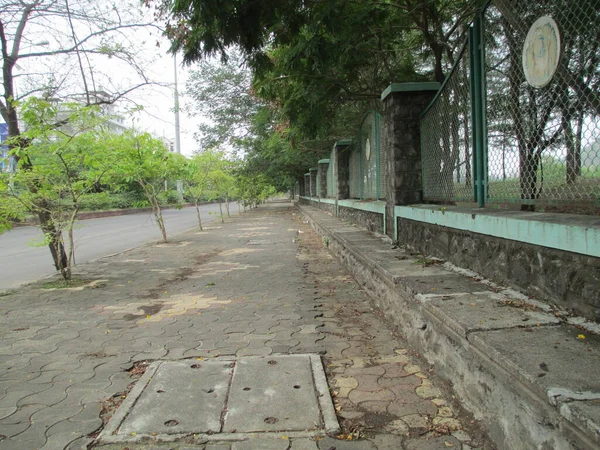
[40,278,93,290]
[0,289,16,297]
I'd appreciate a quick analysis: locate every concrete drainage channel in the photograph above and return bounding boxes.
[95,354,339,448]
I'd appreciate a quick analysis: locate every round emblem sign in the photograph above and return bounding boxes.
[365,138,371,161]
[522,16,561,88]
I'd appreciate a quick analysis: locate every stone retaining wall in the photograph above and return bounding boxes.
[397,217,600,322]
[339,206,384,234]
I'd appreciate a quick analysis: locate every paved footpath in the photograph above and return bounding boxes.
[0,202,494,450]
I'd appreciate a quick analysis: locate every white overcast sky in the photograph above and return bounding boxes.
[4,0,202,157]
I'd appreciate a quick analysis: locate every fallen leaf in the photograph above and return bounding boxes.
[577,334,586,340]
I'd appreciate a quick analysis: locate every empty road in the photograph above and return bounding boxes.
[0,202,240,291]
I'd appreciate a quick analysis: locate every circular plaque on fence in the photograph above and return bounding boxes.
[365,138,371,161]
[522,16,561,88]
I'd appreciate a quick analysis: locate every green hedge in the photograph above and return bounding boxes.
[78,192,144,211]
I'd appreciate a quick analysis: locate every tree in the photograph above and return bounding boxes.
[112,131,186,243]
[0,98,116,280]
[182,148,223,230]
[185,51,262,154]
[1,0,160,270]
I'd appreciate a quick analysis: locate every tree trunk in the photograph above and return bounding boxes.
[155,204,167,242]
[218,201,224,223]
[225,196,230,217]
[564,106,577,184]
[38,207,69,274]
[195,201,203,231]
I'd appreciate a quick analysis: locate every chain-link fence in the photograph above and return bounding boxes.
[421,0,600,212]
[421,43,474,203]
[484,0,600,208]
[327,146,336,198]
[349,144,361,199]
[348,111,386,200]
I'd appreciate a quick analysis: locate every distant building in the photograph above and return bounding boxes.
[0,123,16,173]
[68,90,129,135]
[158,135,175,153]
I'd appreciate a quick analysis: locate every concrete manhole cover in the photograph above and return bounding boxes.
[98,354,339,445]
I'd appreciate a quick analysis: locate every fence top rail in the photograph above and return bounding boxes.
[318,159,330,164]
[335,139,353,147]
[304,173,310,176]
[309,167,318,171]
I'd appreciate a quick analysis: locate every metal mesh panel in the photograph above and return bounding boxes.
[349,145,361,199]
[484,0,600,208]
[378,113,387,199]
[421,44,474,202]
[361,113,378,199]
[327,146,335,198]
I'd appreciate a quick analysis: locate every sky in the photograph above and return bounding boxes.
[127,49,200,157]
[2,0,203,157]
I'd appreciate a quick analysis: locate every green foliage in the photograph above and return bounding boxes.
[236,172,276,207]
[0,182,23,232]
[0,98,118,279]
[77,192,143,211]
[157,190,183,206]
[161,0,476,192]
[109,131,187,241]
[185,51,261,153]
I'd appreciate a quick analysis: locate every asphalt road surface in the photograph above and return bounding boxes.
[0,202,241,291]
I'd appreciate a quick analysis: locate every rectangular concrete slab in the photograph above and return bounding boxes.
[421,291,560,337]
[560,400,600,447]
[118,359,234,435]
[470,325,600,401]
[224,355,321,432]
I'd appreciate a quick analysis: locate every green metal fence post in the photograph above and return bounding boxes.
[375,113,381,200]
[470,16,486,208]
[359,139,364,200]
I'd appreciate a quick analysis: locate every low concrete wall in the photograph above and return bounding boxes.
[339,206,384,234]
[297,202,600,450]
[396,208,600,322]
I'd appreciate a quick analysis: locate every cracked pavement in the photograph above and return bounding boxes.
[0,202,492,449]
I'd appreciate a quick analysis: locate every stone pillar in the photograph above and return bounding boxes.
[381,82,440,240]
[297,176,306,197]
[334,140,352,200]
[318,159,330,198]
[304,173,311,197]
[309,168,318,198]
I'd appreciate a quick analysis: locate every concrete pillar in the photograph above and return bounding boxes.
[334,140,352,200]
[309,168,318,198]
[318,159,330,198]
[381,82,440,240]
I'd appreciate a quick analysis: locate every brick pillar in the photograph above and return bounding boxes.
[309,168,318,197]
[382,82,440,240]
[318,159,330,198]
[334,140,352,200]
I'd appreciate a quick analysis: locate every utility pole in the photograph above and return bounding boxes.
[173,54,183,195]
[173,55,182,156]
